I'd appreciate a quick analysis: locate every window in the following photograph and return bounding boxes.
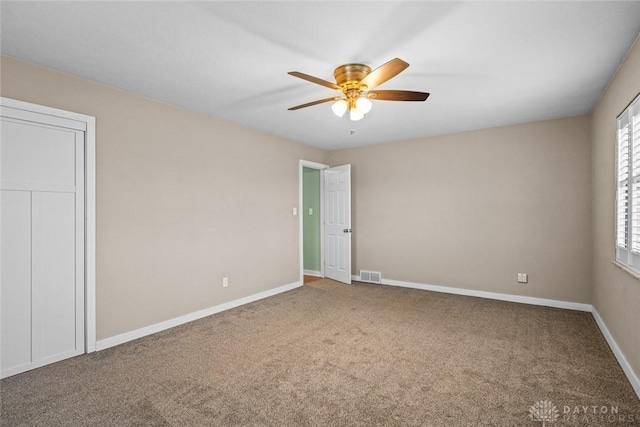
[616,93,640,273]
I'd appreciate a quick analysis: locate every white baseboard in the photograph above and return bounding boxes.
[351,275,592,312]
[592,308,640,399]
[303,269,323,277]
[96,281,302,351]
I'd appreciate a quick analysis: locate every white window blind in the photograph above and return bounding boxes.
[616,94,640,272]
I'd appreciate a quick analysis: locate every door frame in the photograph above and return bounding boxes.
[299,160,329,283]
[1,97,97,353]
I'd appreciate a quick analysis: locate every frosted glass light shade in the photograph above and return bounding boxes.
[350,108,364,121]
[331,100,348,117]
[355,97,372,115]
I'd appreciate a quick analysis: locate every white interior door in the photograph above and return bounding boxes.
[323,164,351,284]
[1,106,86,378]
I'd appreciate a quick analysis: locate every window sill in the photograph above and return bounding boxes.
[611,260,640,281]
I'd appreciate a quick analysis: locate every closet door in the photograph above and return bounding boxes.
[1,108,85,378]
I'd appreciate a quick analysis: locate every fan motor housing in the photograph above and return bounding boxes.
[334,64,371,89]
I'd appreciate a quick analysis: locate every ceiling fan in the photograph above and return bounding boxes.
[288,58,429,121]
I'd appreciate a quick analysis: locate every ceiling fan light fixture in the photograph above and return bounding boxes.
[349,108,365,121]
[355,96,372,115]
[331,99,348,117]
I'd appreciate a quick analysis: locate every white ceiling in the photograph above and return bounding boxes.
[1,1,639,150]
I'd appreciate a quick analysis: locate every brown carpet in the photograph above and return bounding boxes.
[1,279,638,426]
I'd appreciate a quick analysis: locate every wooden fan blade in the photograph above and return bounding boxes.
[359,58,409,89]
[288,71,341,91]
[368,90,430,102]
[288,96,341,111]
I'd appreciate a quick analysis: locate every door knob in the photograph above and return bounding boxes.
[343,228,352,233]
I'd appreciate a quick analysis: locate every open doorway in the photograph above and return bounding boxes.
[299,160,327,284]
[299,160,353,286]
[303,167,322,282]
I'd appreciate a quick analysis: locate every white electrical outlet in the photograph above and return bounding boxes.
[222,277,229,287]
[517,273,528,283]
[309,208,313,215]
[293,207,297,216]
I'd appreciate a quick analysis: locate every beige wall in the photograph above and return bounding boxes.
[1,56,328,340]
[591,38,640,378]
[330,116,592,303]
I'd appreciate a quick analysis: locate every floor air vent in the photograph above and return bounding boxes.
[359,270,382,284]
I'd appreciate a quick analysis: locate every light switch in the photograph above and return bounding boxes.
[293,207,297,216]
[309,208,313,215]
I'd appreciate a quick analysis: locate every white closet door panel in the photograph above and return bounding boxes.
[1,191,33,373]
[1,120,77,188]
[1,102,89,379]
[32,191,83,361]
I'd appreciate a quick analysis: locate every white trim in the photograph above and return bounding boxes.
[85,115,96,353]
[303,269,323,277]
[299,160,328,284]
[351,275,592,312]
[96,281,302,351]
[1,349,83,379]
[300,160,330,170]
[0,97,91,125]
[0,97,97,354]
[1,113,86,132]
[592,308,640,399]
[611,259,640,281]
[1,182,77,192]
